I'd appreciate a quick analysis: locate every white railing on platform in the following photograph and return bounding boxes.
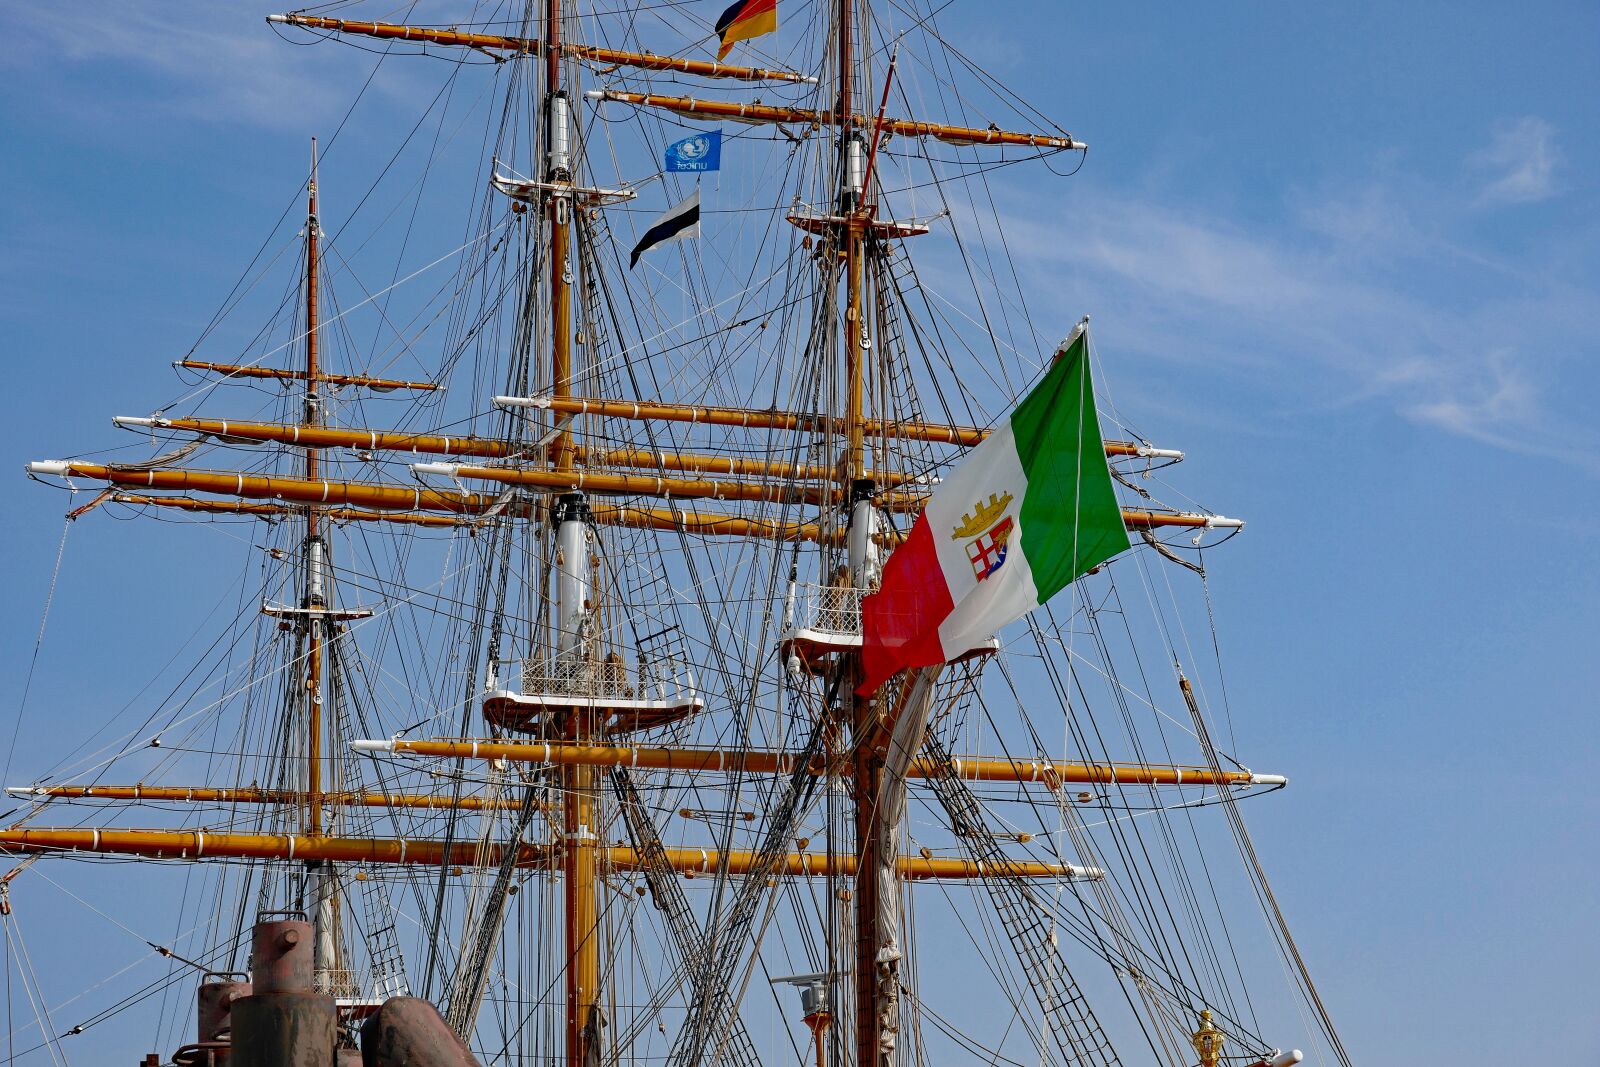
[316,968,361,999]
[520,654,697,704]
[787,583,864,638]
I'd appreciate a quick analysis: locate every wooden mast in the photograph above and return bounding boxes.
[540,4,602,1062]
[546,2,575,478]
[299,137,344,992]
[303,137,325,841]
[829,3,889,1064]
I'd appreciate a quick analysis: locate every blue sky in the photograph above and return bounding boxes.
[2,2,1598,1064]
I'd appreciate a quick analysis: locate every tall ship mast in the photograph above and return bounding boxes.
[8,3,1350,1067]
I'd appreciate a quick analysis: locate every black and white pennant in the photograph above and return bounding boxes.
[629,190,701,268]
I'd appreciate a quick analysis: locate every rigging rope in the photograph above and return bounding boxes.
[1179,675,1353,1067]
[2,514,72,798]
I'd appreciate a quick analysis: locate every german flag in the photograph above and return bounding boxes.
[715,0,777,61]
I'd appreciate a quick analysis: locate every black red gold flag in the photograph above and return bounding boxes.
[715,0,777,60]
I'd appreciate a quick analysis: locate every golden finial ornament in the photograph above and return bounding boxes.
[1191,1009,1224,1067]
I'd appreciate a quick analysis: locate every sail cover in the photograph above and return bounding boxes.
[859,331,1128,694]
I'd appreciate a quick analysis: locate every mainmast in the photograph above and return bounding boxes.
[540,4,603,1064]
[830,4,894,1066]
[299,137,342,993]
[303,137,324,838]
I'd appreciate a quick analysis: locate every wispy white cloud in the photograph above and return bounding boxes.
[1298,183,1418,251]
[933,126,1598,471]
[3,6,404,130]
[1404,349,1539,445]
[1470,116,1562,205]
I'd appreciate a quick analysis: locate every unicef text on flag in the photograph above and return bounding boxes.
[664,131,722,173]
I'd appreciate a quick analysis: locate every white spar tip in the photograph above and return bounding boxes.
[1061,315,1089,349]
[4,787,44,797]
[349,739,397,754]
[113,416,161,429]
[1070,865,1107,882]
[1203,515,1246,529]
[27,460,72,477]
[1136,447,1186,461]
[265,13,292,23]
[411,462,461,478]
[493,394,553,410]
[1250,773,1289,787]
[1267,1052,1303,1067]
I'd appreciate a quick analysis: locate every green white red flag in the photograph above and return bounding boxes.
[858,330,1129,694]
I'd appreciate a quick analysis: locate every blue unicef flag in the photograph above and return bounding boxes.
[664,130,722,173]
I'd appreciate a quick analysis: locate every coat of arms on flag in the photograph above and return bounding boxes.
[952,493,1015,581]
